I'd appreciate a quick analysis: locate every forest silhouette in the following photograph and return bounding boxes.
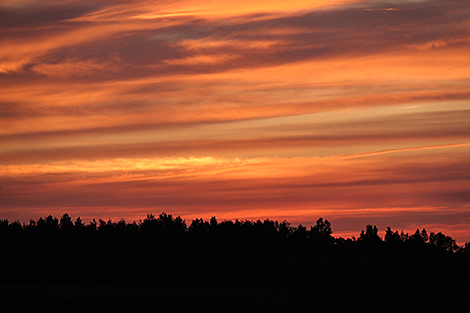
[1,212,469,285]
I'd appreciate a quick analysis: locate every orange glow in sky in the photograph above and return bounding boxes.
[1,0,469,243]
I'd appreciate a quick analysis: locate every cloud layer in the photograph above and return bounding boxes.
[1,0,469,242]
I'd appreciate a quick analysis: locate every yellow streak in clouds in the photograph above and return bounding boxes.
[0,156,267,176]
[344,143,470,159]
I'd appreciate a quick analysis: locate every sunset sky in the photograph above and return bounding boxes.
[1,0,469,242]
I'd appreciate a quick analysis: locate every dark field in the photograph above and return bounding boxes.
[2,281,469,311]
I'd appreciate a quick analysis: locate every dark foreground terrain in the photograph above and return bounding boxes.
[1,213,469,310]
[2,282,469,311]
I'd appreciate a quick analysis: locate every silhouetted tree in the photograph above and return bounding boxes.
[400,231,409,242]
[292,224,307,239]
[37,215,59,235]
[457,242,470,254]
[384,227,401,244]
[74,217,85,232]
[277,220,292,238]
[311,218,332,238]
[59,213,74,233]
[359,224,380,243]
[87,219,97,232]
[421,228,428,243]
[407,228,428,247]
[429,232,457,252]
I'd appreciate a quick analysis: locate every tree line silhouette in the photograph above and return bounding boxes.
[1,213,469,284]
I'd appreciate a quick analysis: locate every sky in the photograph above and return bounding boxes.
[1,0,469,242]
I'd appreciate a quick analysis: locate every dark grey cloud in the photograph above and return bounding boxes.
[0,2,101,28]
[1,0,468,81]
